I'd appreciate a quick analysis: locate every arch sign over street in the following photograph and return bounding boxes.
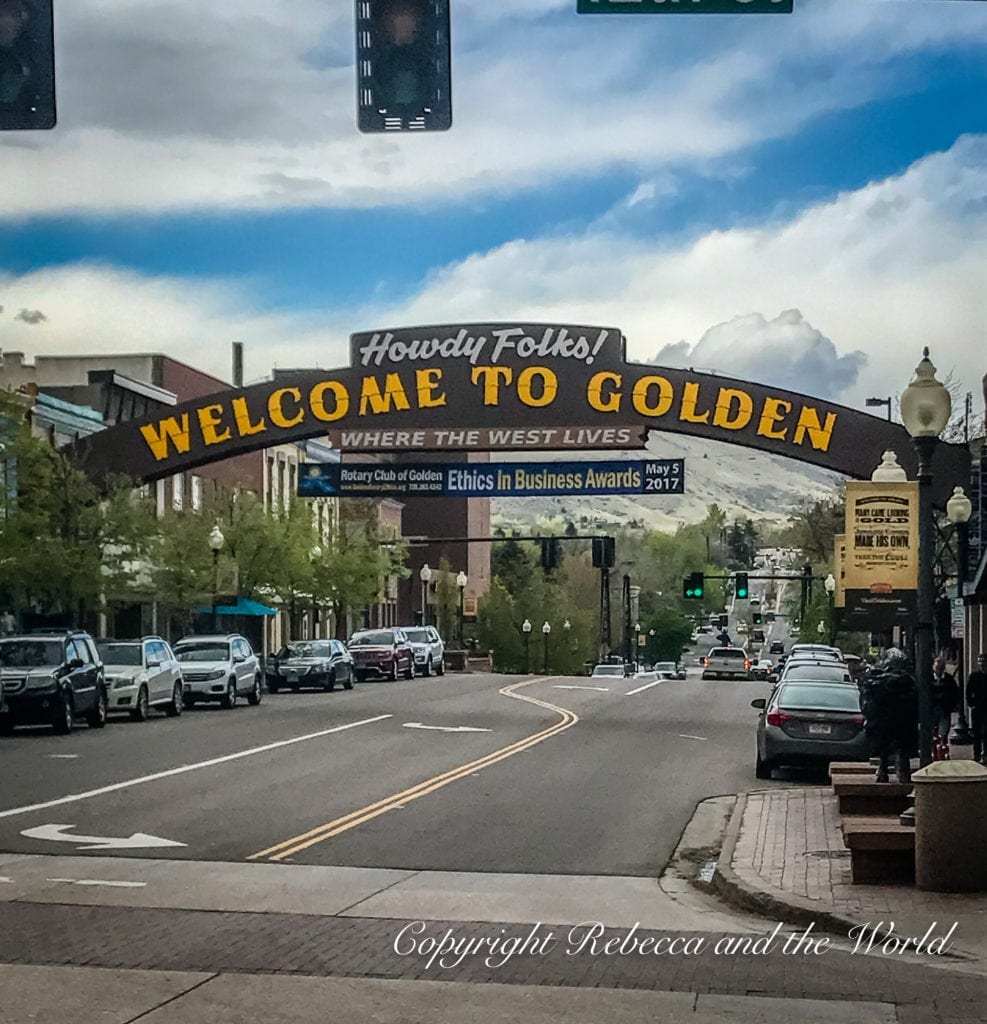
[74,322,970,502]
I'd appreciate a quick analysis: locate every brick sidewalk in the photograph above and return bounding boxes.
[723,787,987,961]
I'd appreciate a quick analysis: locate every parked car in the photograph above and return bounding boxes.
[348,628,414,681]
[0,630,107,734]
[752,680,867,778]
[591,663,627,678]
[97,636,184,720]
[266,639,354,692]
[776,662,854,686]
[174,634,262,709]
[400,625,445,676]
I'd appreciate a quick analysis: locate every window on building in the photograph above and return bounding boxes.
[191,475,202,511]
[172,474,183,511]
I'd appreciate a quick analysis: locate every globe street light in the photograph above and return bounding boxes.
[648,627,656,664]
[208,522,225,632]
[456,570,468,649]
[947,486,973,744]
[542,620,552,674]
[419,563,432,627]
[522,618,532,673]
[824,572,836,645]
[900,347,951,767]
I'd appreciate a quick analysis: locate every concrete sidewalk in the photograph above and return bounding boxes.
[714,784,987,966]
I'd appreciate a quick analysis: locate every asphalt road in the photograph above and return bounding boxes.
[0,667,799,874]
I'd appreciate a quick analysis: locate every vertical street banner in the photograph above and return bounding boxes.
[832,533,846,610]
[843,481,919,629]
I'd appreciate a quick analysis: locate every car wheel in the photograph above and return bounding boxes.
[422,658,431,677]
[390,659,399,682]
[323,669,336,693]
[166,682,183,717]
[343,671,354,691]
[52,690,73,734]
[436,658,445,676]
[130,685,150,723]
[87,686,108,729]
[221,680,237,710]
[404,657,415,680]
[247,675,262,706]
[755,751,774,780]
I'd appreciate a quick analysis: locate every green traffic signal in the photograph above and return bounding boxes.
[735,572,749,600]
[683,571,704,600]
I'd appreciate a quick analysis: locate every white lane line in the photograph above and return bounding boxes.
[0,715,393,820]
[679,734,708,741]
[553,685,610,692]
[47,754,80,760]
[626,680,664,695]
[49,879,148,889]
[0,876,11,883]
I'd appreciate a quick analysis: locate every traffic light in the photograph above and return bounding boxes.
[0,1,56,131]
[753,612,763,626]
[540,537,560,571]
[735,572,749,600]
[356,0,452,133]
[592,536,615,568]
[683,572,704,600]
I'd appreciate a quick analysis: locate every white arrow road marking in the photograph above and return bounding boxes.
[553,685,610,692]
[0,715,392,820]
[0,876,11,883]
[626,680,664,695]
[679,734,708,742]
[47,877,147,888]
[403,722,492,733]
[21,824,186,851]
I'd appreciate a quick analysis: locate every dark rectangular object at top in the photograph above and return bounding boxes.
[0,0,56,130]
[577,0,793,13]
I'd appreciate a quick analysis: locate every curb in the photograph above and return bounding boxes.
[711,789,862,939]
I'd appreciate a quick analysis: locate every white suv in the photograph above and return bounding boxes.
[401,626,445,676]
[174,634,262,709]
[97,636,184,721]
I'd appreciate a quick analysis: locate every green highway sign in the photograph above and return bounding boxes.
[578,0,793,13]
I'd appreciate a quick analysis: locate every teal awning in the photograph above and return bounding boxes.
[194,597,278,617]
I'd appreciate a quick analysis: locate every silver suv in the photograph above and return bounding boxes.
[97,636,184,721]
[174,634,262,710]
[401,626,445,676]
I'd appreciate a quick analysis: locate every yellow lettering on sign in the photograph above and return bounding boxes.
[268,387,305,428]
[587,371,622,413]
[471,366,513,406]
[310,381,349,422]
[415,368,447,409]
[232,396,267,436]
[139,414,192,461]
[631,375,674,418]
[359,373,411,416]
[793,407,837,451]
[679,382,710,424]
[517,366,557,408]
[197,404,232,447]
[756,397,791,440]
[713,388,753,430]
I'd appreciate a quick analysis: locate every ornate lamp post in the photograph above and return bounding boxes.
[824,572,836,645]
[419,563,432,627]
[542,620,551,674]
[522,618,532,673]
[900,347,951,768]
[208,522,225,632]
[947,486,973,744]
[456,570,468,648]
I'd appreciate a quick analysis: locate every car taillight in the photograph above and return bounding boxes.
[766,710,793,727]
[703,656,709,666]
[745,659,752,670]
[850,714,864,728]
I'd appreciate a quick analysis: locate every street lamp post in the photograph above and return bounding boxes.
[947,486,973,745]
[310,545,323,638]
[542,621,551,674]
[648,628,655,664]
[456,570,468,649]
[824,572,836,645]
[522,618,532,673]
[900,347,952,768]
[208,522,225,632]
[419,563,432,627]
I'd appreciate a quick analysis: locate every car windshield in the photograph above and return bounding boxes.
[175,643,230,662]
[403,629,430,643]
[782,665,851,682]
[711,649,745,659]
[283,642,333,659]
[96,642,143,666]
[592,665,625,676]
[0,639,63,668]
[349,631,394,646]
[777,684,860,712]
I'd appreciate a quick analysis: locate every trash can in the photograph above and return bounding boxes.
[913,760,987,892]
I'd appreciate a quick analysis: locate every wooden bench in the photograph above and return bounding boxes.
[832,774,913,816]
[841,815,915,885]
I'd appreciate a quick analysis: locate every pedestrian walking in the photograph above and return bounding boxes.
[967,652,987,764]
[931,656,959,740]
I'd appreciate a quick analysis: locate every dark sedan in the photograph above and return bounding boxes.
[266,640,354,693]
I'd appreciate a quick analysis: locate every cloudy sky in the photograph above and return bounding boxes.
[1,0,985,414]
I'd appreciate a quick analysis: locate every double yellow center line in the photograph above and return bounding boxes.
[248,678,578,862]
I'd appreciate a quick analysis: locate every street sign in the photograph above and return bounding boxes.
[577,0,793,13]
[951,597,965,640]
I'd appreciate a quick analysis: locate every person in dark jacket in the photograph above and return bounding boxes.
[930,656,959,741]
[967,652,987,764]
[860,649,918,783]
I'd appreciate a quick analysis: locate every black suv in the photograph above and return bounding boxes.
[0,630,108,734]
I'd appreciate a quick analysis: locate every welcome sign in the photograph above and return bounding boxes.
[71,322,970,501]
